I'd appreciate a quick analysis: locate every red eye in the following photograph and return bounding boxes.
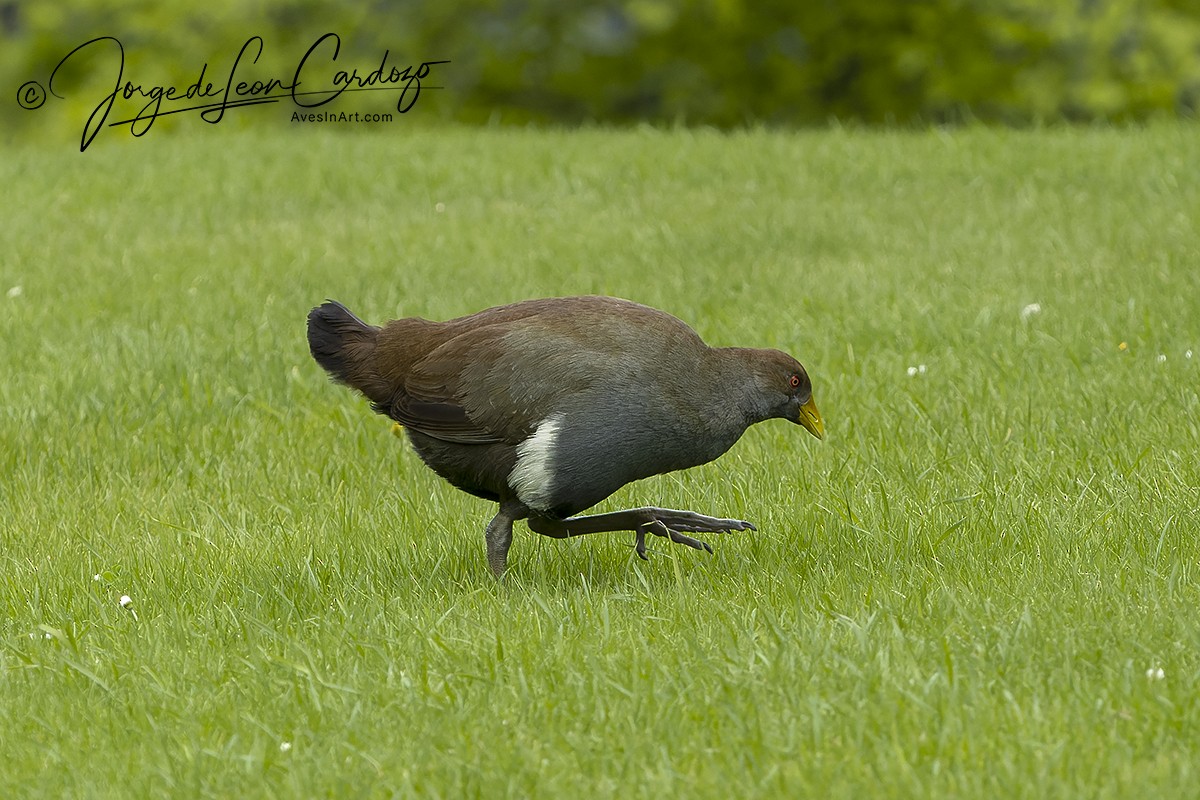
[789,375,801,389]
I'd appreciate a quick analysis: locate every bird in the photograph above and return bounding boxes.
[307,295,823,577]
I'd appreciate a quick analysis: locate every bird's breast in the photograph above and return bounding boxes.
[506,395,746,516]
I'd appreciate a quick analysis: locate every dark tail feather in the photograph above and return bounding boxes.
[307,300,389,404]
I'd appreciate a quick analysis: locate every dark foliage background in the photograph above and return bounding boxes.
[3,0,1199,138]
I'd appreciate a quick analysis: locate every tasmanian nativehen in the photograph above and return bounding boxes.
[307,296,823,577]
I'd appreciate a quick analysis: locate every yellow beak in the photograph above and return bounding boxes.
[798,396,824,440]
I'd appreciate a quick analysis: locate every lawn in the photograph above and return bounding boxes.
[1,123,1198,798]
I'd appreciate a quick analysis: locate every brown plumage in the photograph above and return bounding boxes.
[308,295,823,576]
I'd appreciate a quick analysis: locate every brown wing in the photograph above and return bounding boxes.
[383,297,704,446]
[386,395,503,444]
[394,322,596,445]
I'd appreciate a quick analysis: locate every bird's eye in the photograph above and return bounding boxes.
[789,374,801,389]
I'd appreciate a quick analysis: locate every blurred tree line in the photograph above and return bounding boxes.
[3,0,1198,136]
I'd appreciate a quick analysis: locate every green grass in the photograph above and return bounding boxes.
[2,123,1199,798]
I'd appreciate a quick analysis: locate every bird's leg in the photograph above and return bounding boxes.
[527,507,755,560]
[484,501,527,578]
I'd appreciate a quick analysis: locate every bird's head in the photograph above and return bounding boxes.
[749,349,824,440]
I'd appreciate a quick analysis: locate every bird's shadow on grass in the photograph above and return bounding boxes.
[499,535,766,597]
[380,539,709,596]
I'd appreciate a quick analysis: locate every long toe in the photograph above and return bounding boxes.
[666,529,713,553]
[644,520,712,553]
[654,511,756,534]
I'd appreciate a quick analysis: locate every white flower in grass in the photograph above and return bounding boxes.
[1020,303,1041,321]
[93,574,101,582]
[279,741,293,752]
[119,594,139,620]
[434,202,446,213]
[1186,350,1193,359]
[1157,354,1167,363]
[6,286,22,298]
[1146,667,1165,681]
[907,364,928,377]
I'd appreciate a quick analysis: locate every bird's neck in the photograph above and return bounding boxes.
[704,347,776,426]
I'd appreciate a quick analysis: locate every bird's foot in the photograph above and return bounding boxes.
[485,504,523,579]
[632,510,756,560]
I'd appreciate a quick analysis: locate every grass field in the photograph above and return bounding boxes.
[2,123,1199,798]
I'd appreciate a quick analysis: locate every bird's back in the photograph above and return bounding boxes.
[372,296,707,438]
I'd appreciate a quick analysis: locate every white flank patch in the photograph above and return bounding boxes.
[509,413,563,511]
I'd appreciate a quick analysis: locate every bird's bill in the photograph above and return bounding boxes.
[797,396,824,440]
